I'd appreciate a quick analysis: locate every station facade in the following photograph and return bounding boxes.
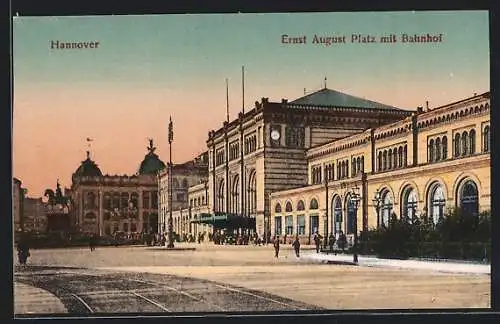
[270,92,490,244]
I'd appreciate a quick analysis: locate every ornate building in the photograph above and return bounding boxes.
[158,152,209,235]
[207,87,412,240]
[270,92,490,244]
[70,140,165,236]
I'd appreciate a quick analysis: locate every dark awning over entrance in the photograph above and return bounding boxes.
[191,213,256,229]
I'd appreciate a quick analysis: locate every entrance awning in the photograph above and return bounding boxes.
[191,213,256,229]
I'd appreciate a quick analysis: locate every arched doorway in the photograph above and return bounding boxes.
[459,180,479,217]
[346,195,355,234]
[428,182,446,225]
[332,196,342,235]
[401,186,418,223]
[380,190,393,227]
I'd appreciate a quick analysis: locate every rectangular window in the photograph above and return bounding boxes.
[285,215,293,235]
[274,216,282,235]
[310,215,319,235]
[142,192,150,209]
[297,215,305,235]
[123,222,129,232]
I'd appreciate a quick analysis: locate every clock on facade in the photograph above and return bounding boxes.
[271,129,280,141]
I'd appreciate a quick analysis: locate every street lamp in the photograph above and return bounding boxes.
[351,185,361,264]
[372,189,382,229]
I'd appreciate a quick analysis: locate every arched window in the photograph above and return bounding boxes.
[428,139,435,162]
[310,198,319,210]
[381,190,393,227]
[337,163,341,179]
[346,160,349,177]
[469,129,476,154]
[356,157,361,175]
[402,187,418,223]
[172,178,179,188]
[442,136,448,160]
[121,192,129,209]
[332,196,342,235]
[398,147,403,167]
[454,133,461,157]
[361,156,364,173]
[130,192,138,208]
[429,183,446,225]
[383,150,388,170]
[403,145,407,166]
[461,131,468,156]
[388,150,393,169]
[459,180,479,217]
[297,200,305,211]
[217,179,225,212]
[352,158,356,176]
[231,176,239,214]
[346,195,355,234]
[484,126,490,152]
[435,138,441,161]
[392,148,397,169]
[285,201,293,213]
[275,203,282,213]
[378,152,382,172]
[248,171,257,215]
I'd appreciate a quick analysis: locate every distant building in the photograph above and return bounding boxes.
[206,87,412,240]
[13,178,23,232]
[158,151,209,235]
[70,139,165,236]
[270,92,490,244]
[23,197,47,233]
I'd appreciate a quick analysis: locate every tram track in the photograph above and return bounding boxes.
[15,267,322,314]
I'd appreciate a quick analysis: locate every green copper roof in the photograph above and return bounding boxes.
[74,157,103,177]
[290,88,403,110]
[138,153,166,175]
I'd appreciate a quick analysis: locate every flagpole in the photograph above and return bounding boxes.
[167,117,175,249]
[226,78,230,123]
[242,66,245,114]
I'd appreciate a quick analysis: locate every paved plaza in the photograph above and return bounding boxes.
[14,243,491,315]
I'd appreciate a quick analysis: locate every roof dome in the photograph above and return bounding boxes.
[73,151,103,177]
[138,139,166,175]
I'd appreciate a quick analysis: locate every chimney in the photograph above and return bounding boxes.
[281,98,288,104]
[474,92,477,96]
[425,101,429,111]
[417,106,423,114]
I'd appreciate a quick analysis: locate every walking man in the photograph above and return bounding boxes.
[273,235,280,258]
[292,236,301,258]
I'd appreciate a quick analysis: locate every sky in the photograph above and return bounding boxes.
[12,11,490,197]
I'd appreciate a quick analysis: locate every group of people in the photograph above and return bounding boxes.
[272,231,348,259]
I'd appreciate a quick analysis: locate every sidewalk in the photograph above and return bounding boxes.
[14,282,67,315]
[301,251,490,275]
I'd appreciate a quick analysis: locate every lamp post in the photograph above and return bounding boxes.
[372,189,382,229]
[167,117,175,249]
[351,185,361,264]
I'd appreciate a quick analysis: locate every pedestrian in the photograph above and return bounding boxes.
[16,232,30,266]
[337,231,347,253]
[273,235,280,258]
[292,236,301,258]
[89,233,96,251]
[328,233,336,254]
[313,232,321,253]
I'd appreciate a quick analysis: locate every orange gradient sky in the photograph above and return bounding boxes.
[12,12,489,197]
